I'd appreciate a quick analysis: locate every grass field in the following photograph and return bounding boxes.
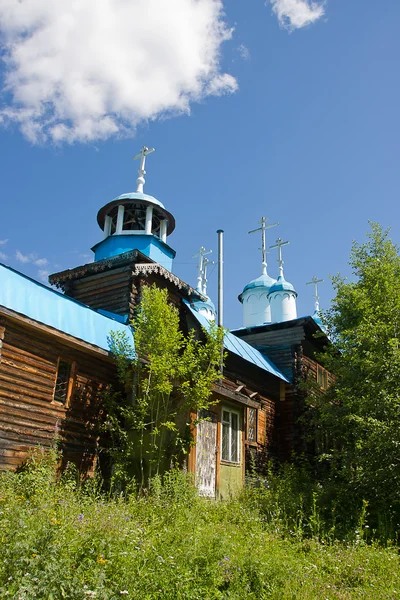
[0,451,399,599]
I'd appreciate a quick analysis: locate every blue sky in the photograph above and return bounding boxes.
[0,0,399,329]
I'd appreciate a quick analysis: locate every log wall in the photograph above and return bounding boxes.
[65,266,135,317]
[0,317,116,472]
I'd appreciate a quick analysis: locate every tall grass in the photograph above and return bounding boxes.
[0,449,399,599]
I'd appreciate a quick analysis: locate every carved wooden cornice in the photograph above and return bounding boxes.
[132,263,206,299]
[49,251,141,288]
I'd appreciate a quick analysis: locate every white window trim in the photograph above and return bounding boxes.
[221,407,241,464]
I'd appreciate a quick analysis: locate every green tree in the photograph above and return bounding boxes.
[104,284,224,490]
[309,223,400,536]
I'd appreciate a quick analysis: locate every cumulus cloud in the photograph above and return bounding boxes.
[0,0,237,144]
[0,252,7,261]
[16,250,48,266]
[0,239,8,246]
[270,0,325,31]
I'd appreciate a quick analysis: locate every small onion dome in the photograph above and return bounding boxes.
[192,296,216,321]
[238,272,276,303]
[268,275,298,296]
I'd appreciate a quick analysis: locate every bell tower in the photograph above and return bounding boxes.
[48,146,202,323]
[92,146,176,271]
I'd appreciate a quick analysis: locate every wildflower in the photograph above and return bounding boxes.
[120,592,129,595]
[78,514,84,522]
[31,554,37,558]
[97,556,107,564]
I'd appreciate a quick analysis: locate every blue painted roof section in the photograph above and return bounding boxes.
[240,272,276,300]
[191,296,216,313]
[183,300,288,382]
[113,192,165,209]
[0,263,134,352]
[268,275,297,295]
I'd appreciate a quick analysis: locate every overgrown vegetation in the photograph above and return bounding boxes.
[303,222,400,541]
[103,285,224,491]
[0,448,399,600]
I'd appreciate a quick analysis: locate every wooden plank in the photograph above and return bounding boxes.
[0,368,55,393]
[0,381,54,403]
[1,353,56,377]
[0,306,112,357]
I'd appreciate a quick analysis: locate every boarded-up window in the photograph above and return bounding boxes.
[246,407,257,444]
[221,408,240,463]
[54,360,73,404]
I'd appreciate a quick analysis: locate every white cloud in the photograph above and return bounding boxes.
[0,252,7,261]
[0,0,237,144]
[38,269,50,283]
[15,250,30,264]
[0,239,8,246]
[16,250,48,266]
[270,0,325,31]
[35,257,48,267]
[237,44,250,61]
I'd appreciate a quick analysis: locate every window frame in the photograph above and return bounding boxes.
[316,364,328,390]
[221,407,241,464]
[246,406,258,446]
[53,358,76,406]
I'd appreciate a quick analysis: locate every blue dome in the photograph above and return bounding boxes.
[192,296,216,317]
[112,191,165,209]
[268,275,297,296]
[239,273,276,302]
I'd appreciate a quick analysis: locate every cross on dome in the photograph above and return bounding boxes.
[193,246,213,294]
[249,217,279,275]
[202,256,215,296]
[306,276,324,312]
[270,237,290,278]
[133,145,155,193]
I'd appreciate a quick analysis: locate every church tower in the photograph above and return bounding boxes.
[92,146,176,271]
[49,146,202,321]
[239,217,277,327]
[268,237,297,323]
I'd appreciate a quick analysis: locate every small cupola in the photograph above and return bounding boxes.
[268,237,298,323]
[92,146,176,271]
[239,217,278,327]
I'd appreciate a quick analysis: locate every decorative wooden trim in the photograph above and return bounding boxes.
[132,263,205,298]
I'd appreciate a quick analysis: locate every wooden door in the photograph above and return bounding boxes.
[195,409,217,498]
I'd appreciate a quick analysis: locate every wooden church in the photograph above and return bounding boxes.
[0,146,329,498]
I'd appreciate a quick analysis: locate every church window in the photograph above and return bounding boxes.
[221,408,240,463]
[317,365,328,389]
[53,359,74,404]
[246,407,257,444]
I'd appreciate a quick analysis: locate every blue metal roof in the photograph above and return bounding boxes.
[268,275,297,295]
[0,263,134,353]
[183,300,288,382]
[239,272,276,301]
